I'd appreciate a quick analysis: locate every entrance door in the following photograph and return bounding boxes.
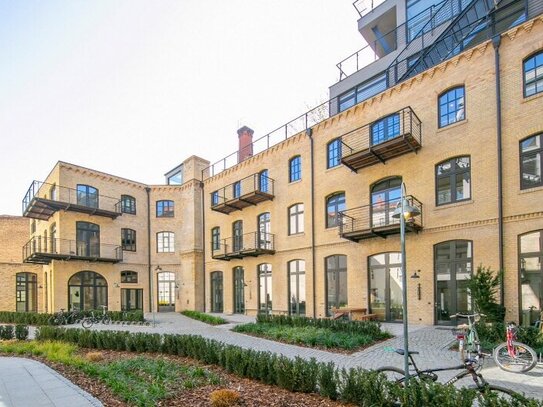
[519,231,543,326]
[211,271,223,312]
[233,267,245,314]
[76,222,100,257]
[369,253,403,321]
[157,272,175,312]
[257,213,271,249]
[371,178,402,228]
[435,241,472,324]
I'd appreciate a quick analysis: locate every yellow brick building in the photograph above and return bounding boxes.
[203,1,543,326]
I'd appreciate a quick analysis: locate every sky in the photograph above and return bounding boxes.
[0,0,364,215]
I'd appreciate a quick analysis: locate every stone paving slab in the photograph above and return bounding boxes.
[0,357,102,407]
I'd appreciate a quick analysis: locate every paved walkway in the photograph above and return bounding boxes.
[0,357,102,407]
[64,312,543,400]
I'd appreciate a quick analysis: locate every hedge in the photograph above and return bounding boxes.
[0,310,144,326]
[35,327,541,407]
[0,324,29,340]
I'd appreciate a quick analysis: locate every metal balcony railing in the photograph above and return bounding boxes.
[22,181,122,220]
[211,232,275,260]
[353,0,387,18]
[339,196,423,242]
[340,107,422,172]
[210,173,275,214]
[22,236,123,264]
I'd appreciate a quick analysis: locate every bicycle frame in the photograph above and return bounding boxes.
[506,323,518,357]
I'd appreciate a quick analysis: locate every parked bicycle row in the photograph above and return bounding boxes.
[48,306,148,329]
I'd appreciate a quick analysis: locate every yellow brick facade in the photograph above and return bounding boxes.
[203,17,543,324]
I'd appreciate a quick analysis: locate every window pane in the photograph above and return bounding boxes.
[437,177,451,204]
[455,172,471,200]
[521,232,541,253]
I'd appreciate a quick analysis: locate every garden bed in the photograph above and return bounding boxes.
[180,310,228,325]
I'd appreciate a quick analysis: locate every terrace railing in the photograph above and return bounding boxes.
[353,0,387,18]
[211,232,275,260]
[22,180,122,220]
[210,173,275,214]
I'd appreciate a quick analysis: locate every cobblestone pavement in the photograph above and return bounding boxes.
[65,312,543,400]
[0,357,102,407]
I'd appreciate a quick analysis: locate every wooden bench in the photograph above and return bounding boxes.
[331,307,377,321]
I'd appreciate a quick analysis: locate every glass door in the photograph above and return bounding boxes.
[232,221,243,252]
[258,213,271,249]
[211,272,223,312]
[157,272,175,312]
[369,253,403,321]
[76,222,100,257]
[371,178,402,228]
[233,267,245,314]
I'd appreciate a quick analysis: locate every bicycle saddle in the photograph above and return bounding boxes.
[395,349,419,355]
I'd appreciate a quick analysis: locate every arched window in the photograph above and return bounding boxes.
[520,134,542,189]
[16,272,37,312]
[76,222,100,257]
[76,184,99,208]
[157,231,175,253]
[232,221,243,251]
[371,113,400,145]
[289,156,301,182]
[258,264,272,315]
[121,228,136,251]
[371,177,401,228]
[435,241,473,323]
[288,203,304,235]
[121,195,136,214]
[156,200,174,217]
[288,260,306,316]
[519,231,542,326]
[524,51,543,97]
[211,271,224,312]
[436,156,471,205]
[327,138,342,168]
[259,170,269,193]
[326,192,346,228]
[121,270,138,284]
[325,255,347,316]
[438,86,465,128]
[257,213,271,249]
[68,271,107,311]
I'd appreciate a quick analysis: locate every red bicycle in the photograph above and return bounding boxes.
[493,322,537,373]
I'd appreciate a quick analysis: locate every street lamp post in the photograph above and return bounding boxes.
[392,182,420,384]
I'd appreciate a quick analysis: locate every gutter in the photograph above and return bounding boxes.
[146,187,152,312]
[200,176,207,312]
[307,128,317,318]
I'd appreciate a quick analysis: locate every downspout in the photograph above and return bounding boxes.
[146,187,152,312]
[492,34,505,306]
[307,128,317,318]
[200,174,207,313]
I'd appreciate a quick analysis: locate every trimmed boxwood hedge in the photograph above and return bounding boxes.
[35,327,541,407]
[0,310,144,326]
[0,324,29,340]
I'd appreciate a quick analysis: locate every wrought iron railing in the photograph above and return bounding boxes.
[340,107,421,159]
[211,232,275,258]
[353,0,387,18]
[23,236,123,262]
[210,173,274,207]
[339,196,423,236]
[22,180,122,215]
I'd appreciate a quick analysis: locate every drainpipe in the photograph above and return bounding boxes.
[146,187,152,312]
[200,175,207,313]
[492,34,505,306]
[307,128,317,318]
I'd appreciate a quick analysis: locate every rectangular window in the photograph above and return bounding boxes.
[338,73,387,113]
[211,227,220,251]
[121,229,136,251]
[289,204,304,235]
[233,181,241,198]
[167,171,183,185]
[156,200,174,217]
[157,232,175,253]
[436,157,471,205]
[521,134,543,189]
[211,191,220,206]
[121,288,143,311]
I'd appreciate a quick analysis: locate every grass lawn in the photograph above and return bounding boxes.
[180,310,227,325]
[233,322,389,351]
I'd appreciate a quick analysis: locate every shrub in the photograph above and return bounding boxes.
[181,310,227,325]
[15,325,29,341]
[0,325,14,340]
[466,265,505,322]
[85,351,105,362]
[209,389,241,407]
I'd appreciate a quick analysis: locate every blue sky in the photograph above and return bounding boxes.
[0,1,362,215]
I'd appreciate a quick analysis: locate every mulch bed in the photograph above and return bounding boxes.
[2,349,351,407]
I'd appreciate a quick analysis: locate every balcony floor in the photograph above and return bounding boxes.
[342,133,421,172]
[24,198,121,220]
[211,191,274,214]
[212,248,275,261]
[341,222,423,242]
[24,251,122,265]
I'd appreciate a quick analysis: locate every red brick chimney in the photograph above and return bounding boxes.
[237,126,254,163]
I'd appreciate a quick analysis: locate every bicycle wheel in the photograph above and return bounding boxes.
[376,367,406,384]
[48,316,58,326]
[477,384,530,405]
[493,341,537,373]
[101,316,111,325]
[81,318,94,329]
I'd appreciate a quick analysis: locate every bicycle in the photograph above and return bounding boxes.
[81,306,111,329]
[48,308,82,325]
[493,321,537,373]
[377,313,529,403]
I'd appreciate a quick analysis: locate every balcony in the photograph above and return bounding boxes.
[212,232,275,261]
[23,237,123,264]
[22,181,122,221]
[210,173,275,214]
[340,107,422,172]
[338,196,423,242]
